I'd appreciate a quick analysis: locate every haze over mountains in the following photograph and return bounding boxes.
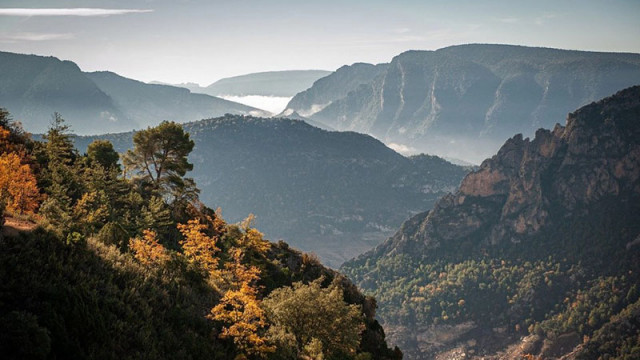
[74,115,469,267]
[285,44,640,162]
[0,51,265,135]
[342,87,640,359]
[3,43,640,358]
[160,70,331,114]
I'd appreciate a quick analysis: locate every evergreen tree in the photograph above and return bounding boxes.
[123,121,196,200]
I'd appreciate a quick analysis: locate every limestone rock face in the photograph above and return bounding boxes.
[343,86,640,359]
[286,44,640,162]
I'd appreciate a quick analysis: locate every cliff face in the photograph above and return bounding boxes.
[286,44,640,162]
[342,86,640,359]
[380,86,640,258]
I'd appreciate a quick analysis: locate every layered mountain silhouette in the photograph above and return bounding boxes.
[0,51,263,134]
[188,70,332,97]
[74,115,469,267]
[342,87,640,358]
[284,44,640,162]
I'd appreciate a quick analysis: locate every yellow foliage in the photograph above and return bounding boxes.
[209,246,274,357]
[129,229,169,266]
[238,214,271,255]
[177,218,220,277]
[0,152,40,214]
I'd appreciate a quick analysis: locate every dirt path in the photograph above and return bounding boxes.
[1,216,38,237]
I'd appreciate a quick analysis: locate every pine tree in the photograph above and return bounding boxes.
[123,121,196,199]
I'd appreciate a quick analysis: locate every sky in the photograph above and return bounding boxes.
[1,0,639,85]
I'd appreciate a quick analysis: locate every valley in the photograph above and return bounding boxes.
[1,3,639,357]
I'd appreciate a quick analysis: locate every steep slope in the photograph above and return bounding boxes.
[282,63,388,118]
[0,204,400,360]
[73,115,469,267]
[286,44,640,163]
[86,71,266,128]
[0,51,132,134]
[342,87,640,359]
[200,70,332,97]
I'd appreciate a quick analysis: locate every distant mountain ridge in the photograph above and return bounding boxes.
[0,51,263,134]
[74,115,469,267]
[86,71,267,126]
[341,86,640,359]
[164,70,332,98]
[196,70,332,97]
[284,44,640,162]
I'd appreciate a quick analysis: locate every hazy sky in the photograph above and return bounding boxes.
[1,0,639,85]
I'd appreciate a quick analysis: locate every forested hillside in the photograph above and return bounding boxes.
[0,109,401,360]
[342,87,640,359]
[73,115,469,267]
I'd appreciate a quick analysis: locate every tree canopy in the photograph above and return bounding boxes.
[263,278,365,360]
[123,121,195,198]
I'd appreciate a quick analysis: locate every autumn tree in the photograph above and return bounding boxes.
[129,229,169,266]
[0,152,40,214]
[237,215,271,256]
[262,278,365,359]
[210,247,275,358]
[123,121,196,200]
[177,218,220,278]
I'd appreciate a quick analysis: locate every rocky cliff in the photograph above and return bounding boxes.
[286,44,640,162]
[342,86,640,359]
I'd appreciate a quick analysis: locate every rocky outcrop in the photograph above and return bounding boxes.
[342,86,640,359]
[287,44,640,162]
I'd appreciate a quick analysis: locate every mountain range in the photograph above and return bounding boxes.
[0,51,264,135]
[73,115,469,267]
[283,44,640,163]
[173,70,332,97]
[341,86,640,359]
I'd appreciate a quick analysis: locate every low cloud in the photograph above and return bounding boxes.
[0,8,153,17]
[220,95,293,115]
[386,142,417,156]
[0,32,74,42]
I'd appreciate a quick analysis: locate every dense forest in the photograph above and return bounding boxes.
[0,109,401,360]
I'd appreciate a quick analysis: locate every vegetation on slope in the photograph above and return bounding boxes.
[342,86,640,359]
[72,115,469,267]
[0,109,401,360]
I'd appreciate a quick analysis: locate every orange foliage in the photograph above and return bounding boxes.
[0,127,10,153]
[0,152,40,214]
[209,247,274,357]
[177,218,220,277]
[129,229,169,266]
